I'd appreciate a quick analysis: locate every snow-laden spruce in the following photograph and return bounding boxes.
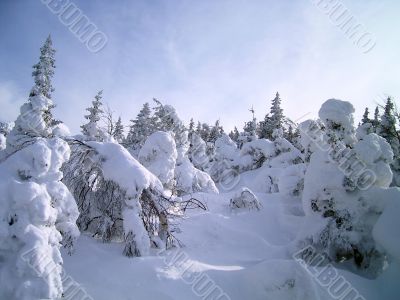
[298,98,399,278]
[80,90,107,142]
[139,131,177,189]
[0,36,79,300]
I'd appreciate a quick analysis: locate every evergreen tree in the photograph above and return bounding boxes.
[188,118,195,141]
[7,36,59,152]
[195,121,202,135]
[125,102,154,155]
[200,123,211,142]
[378,97,400,186]
[379,97,398,146]
[81,90,105,141]
[361,107,371,125]
[30,35,61,127]
[0,37,79,299]
[229,126,240,144]
[209,120,224,143]
[113,116,124,143]
[259,92,285,140]
[373,106,380,130]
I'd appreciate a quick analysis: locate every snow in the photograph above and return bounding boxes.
[373,191,400,261]
[62,189,400,300]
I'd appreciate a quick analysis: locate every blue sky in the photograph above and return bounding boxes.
[0,0,399,133]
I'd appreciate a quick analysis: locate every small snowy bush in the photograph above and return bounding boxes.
[230,187,262,211]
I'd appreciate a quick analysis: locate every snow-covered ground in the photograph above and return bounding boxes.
[63,190,400,300]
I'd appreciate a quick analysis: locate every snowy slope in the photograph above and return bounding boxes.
[62,190,400,300]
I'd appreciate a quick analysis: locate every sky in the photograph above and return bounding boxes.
[0,0,399,134]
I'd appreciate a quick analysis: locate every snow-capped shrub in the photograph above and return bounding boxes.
[175,156,219,196]
[0,137,79,300]
[63,140,186,256]
[300,99,394,278]
[230,187,262,211]
[138,131,177,189]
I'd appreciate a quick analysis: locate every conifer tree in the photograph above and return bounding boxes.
[188,118,195,141]
[7,36,60,152]
[81,90,105,141]
[361,107,371,125]
[125,102,154,155]
[373,106,380,130]
[259,92,285,140]
[229,126,240,144]
[113,116,124,143]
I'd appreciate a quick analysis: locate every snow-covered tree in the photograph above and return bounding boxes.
[299,99,394,278]
[188,132,209,171]
[124,102,155,157]
[361,107,371,125]
[259,92,285,140]
[138,131,177,189]
[6,36,60,154]
[113,116,125,143]
[377,97,400,186]
[29,35,61,128]
[209,120,224,144]
[63,140,206,256]
[81,90,106,141]
[0,121,12,136]
[208,133,240,184]
[0,37,79,300]
[228,126,240,145]
[372,106,380,130]
[188,118,195,141]
[152,99,188,152]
